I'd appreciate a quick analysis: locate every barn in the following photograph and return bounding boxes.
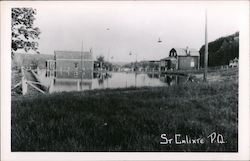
[45,50,94,79]
[160,47,200,71]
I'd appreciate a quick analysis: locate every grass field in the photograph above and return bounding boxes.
[11,68,238,151]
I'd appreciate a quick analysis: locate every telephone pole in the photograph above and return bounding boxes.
[81,41,83,90]
[204,9,208,82]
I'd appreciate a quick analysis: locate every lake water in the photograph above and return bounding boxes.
[37,70,189,93]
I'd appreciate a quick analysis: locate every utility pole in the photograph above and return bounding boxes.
[204,9,208,82]
[81,41,83,90]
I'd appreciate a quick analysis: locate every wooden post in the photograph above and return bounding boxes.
[27,81,45,94]
[11,82,21,90]
[204,9,208,82]
[21,77,27,95]
[37,66,39,75]
[21,67,27,95]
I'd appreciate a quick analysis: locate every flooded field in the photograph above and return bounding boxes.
[37,70,189,93]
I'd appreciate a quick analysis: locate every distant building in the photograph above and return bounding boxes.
[45,50,93,79]
[229,58,238,68]
[160,47,200,71]
[148,60,160,72]
[160,57,177,71]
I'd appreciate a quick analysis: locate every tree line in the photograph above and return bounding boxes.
[199,32,239,67]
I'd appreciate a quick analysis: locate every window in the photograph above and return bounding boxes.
[190,61,195,67]
[74,71,78,77]
[74,63,78,68]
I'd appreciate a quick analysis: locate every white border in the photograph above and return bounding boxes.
[1,1,249,161]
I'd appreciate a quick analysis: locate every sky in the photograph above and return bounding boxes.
[31,1,243,62]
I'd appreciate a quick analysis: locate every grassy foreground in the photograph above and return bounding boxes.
[11,78,238,152]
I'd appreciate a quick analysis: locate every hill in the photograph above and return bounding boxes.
[199,32,239,67]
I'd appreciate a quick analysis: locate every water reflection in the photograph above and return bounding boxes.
[40,71,189,93]
[159,74,188,86]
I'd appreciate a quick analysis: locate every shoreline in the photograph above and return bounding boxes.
[11,67,238,96]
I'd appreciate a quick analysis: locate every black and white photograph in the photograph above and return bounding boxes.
[1,0,250,160]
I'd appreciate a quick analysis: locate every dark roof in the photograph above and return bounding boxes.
[161,57,177,61]
[171,48,199,57]
[54,51,92,60]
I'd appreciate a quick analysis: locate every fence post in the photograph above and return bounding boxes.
[37,66,40,75]
[21,77,27,95]
[21,67,27,95]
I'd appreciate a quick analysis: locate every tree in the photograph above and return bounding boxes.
[11,8,41,58]
[96,55,115,71]
[96,55,105,63]
[199,32,239,67]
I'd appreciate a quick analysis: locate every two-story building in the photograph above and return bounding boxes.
[160,47,200,71]
[45,50,94,80]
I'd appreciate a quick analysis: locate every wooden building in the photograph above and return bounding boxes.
[148,60,161,72]
[160,47,200,71]
[45,50,93,79]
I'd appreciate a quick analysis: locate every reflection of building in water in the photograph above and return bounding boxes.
[94,61,102,71]
[45,50,93,79]
[148,60,161,72]
[49,79,92,93]
[159,75,177,86]
[159,74,188,86]
[95,72,111,87]
[147,73,160,78]
[160,47,200,71]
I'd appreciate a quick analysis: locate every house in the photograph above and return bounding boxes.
[160,47,200,71]
[45,50,93,79]
[148,60,160,72]
[160,57,177,71]
[229,58,238,68]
